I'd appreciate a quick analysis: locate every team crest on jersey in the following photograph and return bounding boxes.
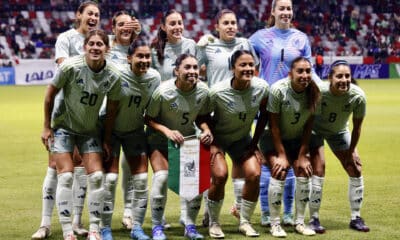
[76,78,84,85]
[122,81,129,88]
[290,36,305,49]
[102,81,110,90]
[112,54,118,60]
[342,103,351,112]
[282,100,291,107]
[169,102,178,110]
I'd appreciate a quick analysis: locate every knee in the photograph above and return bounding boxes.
[88,171,104,188]
[58,172,73,187]
[212,171,228,186]
[313,162,325,177]
[246,171,261,185]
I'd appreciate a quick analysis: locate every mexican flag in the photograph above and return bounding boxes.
[168,137,210,201]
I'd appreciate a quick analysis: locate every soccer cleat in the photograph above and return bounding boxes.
[230,205,240,220]
[282,213,294,226]
[238,222,260,237]
[270,224,287,238]
[261,211,271,227]
[202,211,209,227]
[122,215,133,230]
[31,226,51,240]
[64,233,77,240]
[295,223,316,236]
[209,223,225,239]
[131,225,150,240]
[185,224,204,240]
[349,216,370,232]
[152,225,167,240]
[72,223,89,237]
[309,217,326,234]
[86,231,101,240]
[100,227,113,240]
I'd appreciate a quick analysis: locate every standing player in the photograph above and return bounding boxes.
[261,57,320,237]
[150,9,197,227]
[308,60,369,233]
[249,0,321,227]
[150,9,197,81]
[196,8,259,227]
[41,30,121,240]
[100,40,160,240]
[145,54,212,240]
[207,50,268,238]
[106,10,143,232]
[32,1,100,239]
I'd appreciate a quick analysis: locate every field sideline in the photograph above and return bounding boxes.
[0,80,399,239]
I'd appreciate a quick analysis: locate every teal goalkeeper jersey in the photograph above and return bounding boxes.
[146,79,210,138]
[210,77,269,144]
[314,82,366,136]
[151,37,197,81]
[111,65,161,132]
[51,55,121,136]
[197,37,259,87]
[267,77,318,140]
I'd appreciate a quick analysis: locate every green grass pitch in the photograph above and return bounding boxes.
[0,80,399,239]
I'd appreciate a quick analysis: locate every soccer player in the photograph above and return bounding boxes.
[150,9,197,81]
[32,2,100,239]
[145,54,212,240]
[100,40,159,240]
[308,60,369,233]
[150,9,198,227]
[41,30,120,240]
[106,10,143,232]
[196,8,259,227]
[261,57,320,237]
[249,0,321,228]
[207,50,268,238]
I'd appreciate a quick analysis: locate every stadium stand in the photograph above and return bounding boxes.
[0,0,398,64]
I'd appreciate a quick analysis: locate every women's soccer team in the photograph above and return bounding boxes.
[33,0,370,240]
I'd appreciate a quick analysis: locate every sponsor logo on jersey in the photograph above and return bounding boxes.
[122,80,129,88]
[76,78,84,85]
[227,100,235,108]
[343,103,351,112]
[215,48,222,53]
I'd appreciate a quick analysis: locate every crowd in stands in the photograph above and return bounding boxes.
[0,0,399,65]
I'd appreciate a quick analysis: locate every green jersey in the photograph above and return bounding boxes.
[54,29,85,61]
[146,79,210,139]
[314,82,366,136]
[51,55,121,136]
[108,40,130,65]
[112,65,161,132]
[267,77,317,140]
[210,77,269,144]
[151,37,197,81]
[197,37,259,87]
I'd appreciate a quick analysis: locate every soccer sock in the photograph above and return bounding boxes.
[283,167,295,215]
[56,172,73,236]
[41,167,57,227]
[180,197,187,225]
[295,177,311,225]
[150,170,168,227]
[203,189,209,218]
[259,165,271,215]
[87,171,104,232]
[102,173,118,228]
[207,197,223,225]
[240,199,257,225]
[72,166,87,225]
[233,178,245,211]
[349,176,364,220]
[309,175,324,219]
[186,195,202,225]
[268,178,285,225]
[121,154,133,218]
[132,173,148,226]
